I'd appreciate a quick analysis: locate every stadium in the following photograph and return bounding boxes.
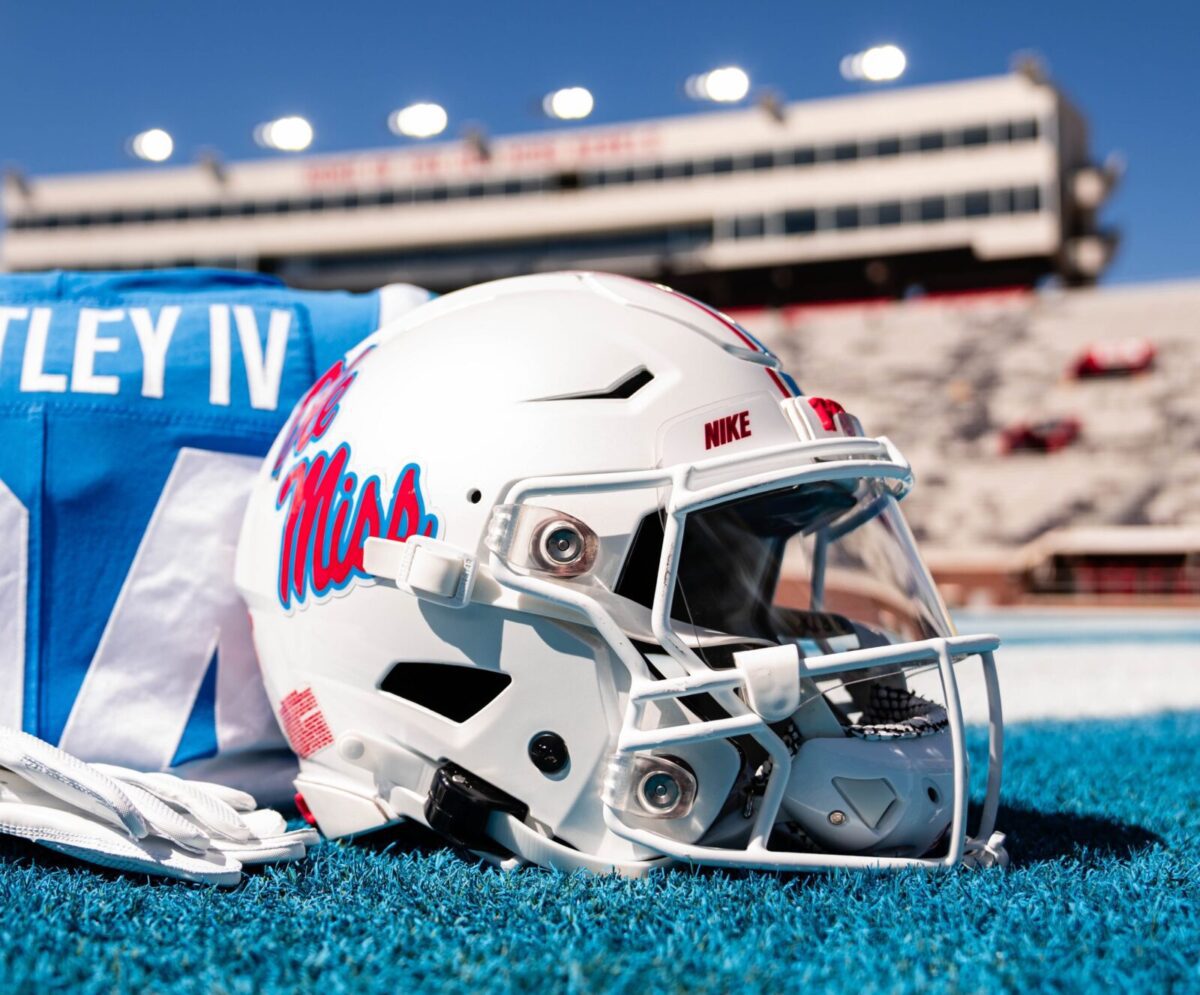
[0,6,1196,993]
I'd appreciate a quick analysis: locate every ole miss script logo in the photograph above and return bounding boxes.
[273,346,438,609]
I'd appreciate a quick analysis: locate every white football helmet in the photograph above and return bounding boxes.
[235,272,1006,874]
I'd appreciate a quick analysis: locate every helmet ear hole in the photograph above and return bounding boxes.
[467,488,483,504]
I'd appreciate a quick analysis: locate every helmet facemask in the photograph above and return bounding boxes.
[485,429,1005,871]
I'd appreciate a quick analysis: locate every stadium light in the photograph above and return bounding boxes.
[686,66,751,104]
[389,103,448,139]
[543,87,594,121]
[254,116,314,152]
[840,44,907,83]
[129,128,174,163]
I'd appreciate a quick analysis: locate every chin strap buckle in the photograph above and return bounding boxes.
[961,831,1009,870]
[364,535,477,608]
[425,763,528,855]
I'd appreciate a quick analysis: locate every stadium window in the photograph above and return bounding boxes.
[877,201,903,226]
[170,206,190,221]
[917,131,945,152]
[502,179,523,195]
[918,196,946,222]
[604,167,634,185]
[651,164,667,181]
[962,125,989,147]
[1014,185,1041,212]
[787,146,815,166]
[377,189,398,205]
[833,204,860,229]
[993,188,1015,214]
[733,214,765,239]
[833,142,858,162]
[751,151,774,170]
[237,203,258,217]
[712,156,734,174]
[1011,118,1039,141]
[581,170,604,187]
[632,165,658,182]
[430,186,451,201]
[465,183,485,198]
[876,136,901,157]
[964,190,991,217]
[663,160,691,179]
[815,145,836,163]
[944,129,964,148]
[783,208,816,235]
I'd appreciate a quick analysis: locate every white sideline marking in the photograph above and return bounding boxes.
[909,641,1200,724]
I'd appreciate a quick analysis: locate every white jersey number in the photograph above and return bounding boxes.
[2,448,283,771]
[0,480,29,729]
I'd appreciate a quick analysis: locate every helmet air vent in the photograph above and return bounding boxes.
[379,662,512,723]
[529,366,654,402]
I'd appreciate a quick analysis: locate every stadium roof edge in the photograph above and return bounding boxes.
[4,71,1052,196]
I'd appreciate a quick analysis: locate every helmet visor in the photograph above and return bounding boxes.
[668,477,953,667]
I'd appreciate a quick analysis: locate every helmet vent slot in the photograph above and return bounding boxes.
[530,366,654,402]
[379,662,512,722]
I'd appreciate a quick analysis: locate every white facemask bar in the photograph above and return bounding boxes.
[488,433,1004,871]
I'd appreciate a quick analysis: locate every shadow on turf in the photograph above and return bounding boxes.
[344,801,1163,878]
[0,801,1163,886]
[989,802,1163,868]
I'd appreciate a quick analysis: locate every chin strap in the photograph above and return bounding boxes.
[487,811,669,878]
[0,726,318,886]
[961,831,1009,870]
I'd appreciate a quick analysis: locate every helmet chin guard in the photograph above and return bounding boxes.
[236,271,1007,875]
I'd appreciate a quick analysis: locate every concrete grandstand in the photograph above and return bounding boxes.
[738,279,1200,601]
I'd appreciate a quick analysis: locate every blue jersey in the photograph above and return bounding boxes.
[0,269,430,799]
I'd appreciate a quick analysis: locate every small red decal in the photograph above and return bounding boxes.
[279,688,335,759]
[704,410,752,450]
[807,397,846,432]
[294,792,319,827]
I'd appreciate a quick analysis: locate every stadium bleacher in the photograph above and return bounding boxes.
[738,279,1200,557]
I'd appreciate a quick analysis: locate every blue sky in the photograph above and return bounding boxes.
[0,0,1194,283]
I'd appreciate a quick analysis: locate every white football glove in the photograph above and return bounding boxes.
[0,725,319,886]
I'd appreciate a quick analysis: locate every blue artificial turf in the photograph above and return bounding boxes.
[2,712,1198,994]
